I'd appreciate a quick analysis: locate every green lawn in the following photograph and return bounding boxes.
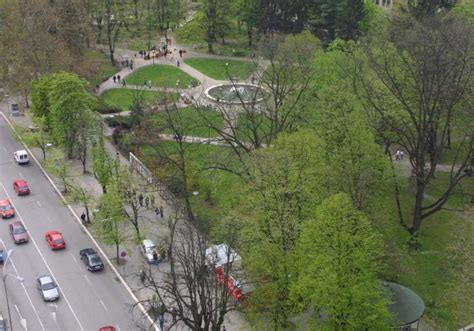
[101,88,177,111]
[125,64,198,88]
[149,107,224,137]
[184,58,257,80]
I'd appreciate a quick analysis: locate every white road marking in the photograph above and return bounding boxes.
[1,146,6,152]
[36,200,42,208]
[0,182,85,331]
[70,253,81,268]
[19,171,23,178]
[0,240,46,331]
[100,300,109,312]
[83,274,92,285]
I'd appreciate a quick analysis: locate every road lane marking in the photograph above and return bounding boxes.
[0,112,158,330]
[19,171,23,178]
[0,182,85,331]
[100,300,109,312]
[1,146,6,152]
[36,200,42,208]
[0,240,46,331]
[83,274,92,285]
[70,253,81,268]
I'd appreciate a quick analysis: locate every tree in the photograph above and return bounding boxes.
[69,186,95,224]
[407,0,457,19]
[45,149,75,193]
[139,218,240,330]
[92,134,115,194]
[291,193,391,329]
[240,131,329,329]
[48,72,96,159]
[95,182,128,264]
[354,14,474,248]
[200,0,230,53]
[76,110,100,174]
[18,119,51,161]
[105,0,126,66]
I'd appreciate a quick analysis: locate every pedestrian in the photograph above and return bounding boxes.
[155,207,160,219]
[130,62,133,71]
[139,194,144,206]
[153,251,159,263]
[144,80,147,88]
[148,80,152,89]
[80,212,86,225]
[134,53,137,58]
[395,149,401,161]
[145,196,150,209]
[117,74,121,82]
[140,269,146,283]
[222,326,226,331]
[159,205,164,218]
[113,75,116,83]
[171,308,177,323]
[179,49,183,58]
[400,150,404,160]
[176,59,180,67]
[122,79,126,87]
[159,314,165,331]
[150,195,155,208]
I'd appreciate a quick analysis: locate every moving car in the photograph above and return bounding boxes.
[99,326,117,331]
[140,239,158,263]
[13,180,30,196]
[80,248,104,271]
[45,231,66,250]
[13,150,29,165]
[9,221,28,244]
[36,275,60,301]
[0,199,15,218]
[0,250,4,264]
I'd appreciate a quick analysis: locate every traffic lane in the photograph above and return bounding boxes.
[0,118,141,329]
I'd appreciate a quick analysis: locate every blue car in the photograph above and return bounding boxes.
[0,250,4,264]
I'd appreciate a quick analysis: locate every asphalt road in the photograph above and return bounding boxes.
[0,115,147,330]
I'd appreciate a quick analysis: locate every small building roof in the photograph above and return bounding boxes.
[384,282,425,326]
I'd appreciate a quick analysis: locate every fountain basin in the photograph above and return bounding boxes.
[205,83,265,105]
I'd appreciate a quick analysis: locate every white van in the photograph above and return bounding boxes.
[13,150,29,165]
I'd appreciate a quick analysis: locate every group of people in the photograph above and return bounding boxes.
[395,149,405,161]
[112,74,127,87]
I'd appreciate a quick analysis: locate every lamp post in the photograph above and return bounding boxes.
[2,249,24,331]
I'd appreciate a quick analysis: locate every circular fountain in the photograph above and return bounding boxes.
[205,83,265,105]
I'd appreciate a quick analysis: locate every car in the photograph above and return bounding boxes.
[45,231,66,250]
[36,275,60,301]
[9,221,28,244]
[0,199,15,218]
[140,239,158,263]
[0,313,7,331]
[99,326,117,331]
[0,250,4,264]
[80,248,104,271]
[13,180,30,196]
[13,150,29,165]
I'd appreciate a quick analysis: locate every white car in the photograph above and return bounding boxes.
[13,150,29,165]
[37,275,60,301]
[140,239,158,263]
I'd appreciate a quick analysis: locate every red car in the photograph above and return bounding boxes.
[45,231,66,250]
[0,199,15,218]
[13,180,30,196]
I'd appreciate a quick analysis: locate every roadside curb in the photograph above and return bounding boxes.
[0,111,158,331]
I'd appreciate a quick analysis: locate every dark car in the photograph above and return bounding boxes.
[0,313,7,331]
[9,221,28,244]
[0,250,4,264]
[80,248,104,272]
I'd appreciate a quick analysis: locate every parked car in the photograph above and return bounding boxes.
[13,180,30,196]
[9,221,28,244]
[45,231,66,250]
[0,199,15,218]
[37,275,60,301]
[80,248,104,271]
[13,150,29,165]
[140,239,158,263]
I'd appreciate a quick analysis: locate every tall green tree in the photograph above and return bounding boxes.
[200,0,229,53]
[291,193,391,329]
[48,72,96,159]
[92,134,115,194]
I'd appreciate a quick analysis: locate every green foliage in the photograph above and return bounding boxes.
[291,193,392,329]
[44,149,75,193]
[47,72,96,158]
[30,75,52,126]
[174,17,207,44]
[92,137,116,194]
[184,58,256,80]
[124,64,198,88]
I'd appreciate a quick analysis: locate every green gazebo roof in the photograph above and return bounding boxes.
[384,282,425,326]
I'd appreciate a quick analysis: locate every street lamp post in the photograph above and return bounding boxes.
[2,249,24,331]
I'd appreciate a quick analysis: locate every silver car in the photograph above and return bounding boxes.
[37,275,60,301]
[140,239,158,263]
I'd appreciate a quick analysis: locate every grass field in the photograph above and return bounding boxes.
[101,88,177,111]
[185,58,256,80]
[149,107,224,137]
[125,64,198,88]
